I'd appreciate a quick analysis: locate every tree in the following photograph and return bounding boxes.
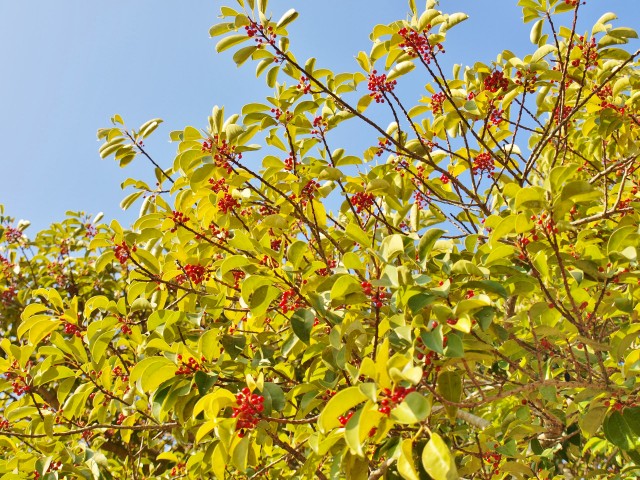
[2,0,640,478]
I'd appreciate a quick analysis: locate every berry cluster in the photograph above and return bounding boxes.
[284,152,296,171]
[11,375,30,396]
[208,177,228,193]
[279,288,305,313]
[33,461,63,479]
[297,76,311,94]
[472,152,495,176]
[431,92,446,114]
[3,226,23,244]
[361,281,389,308]
[244,21,276,48]
[117,315,132,335]
[375,138,391,156]
[552,104,573,124]
[378,386,416,415]
[317,259,337,277]
[571,35,598,69]
[232,387,265,437]
[300,180,320,206]
[338,410,354,426]
[367,70,397,103]
[514,69,538,93]
[202,134,240,173]
[63,322,83,338]
[483,450,502,476]
[114,241,135,265]
[112,365,129,383]
[489,105,505,126]
[398,27,443,61]
[208,223,230,241]
[1,285,17,306]
[169,210,190,233]
[218,193,240,213]
[271,108,293,123]
[310,116,328,137]
[351,191,375,213]
[440,173,450,184]
[183,263,210,285]
[320,389,337,401]
[175,354,207,376]
[0,416,9,429]
[232,269,245,289]
[483,71,509,93]
[170,463,186,477]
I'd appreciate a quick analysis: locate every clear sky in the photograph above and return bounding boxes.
[1,1,638,233]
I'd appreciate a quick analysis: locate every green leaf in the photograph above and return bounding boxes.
[437,371,462,422]
[418,229,446,267]
[130,356,176,393]
[276,8,298,29]
[391,392,431,424]
[530,19,544,44]
[318,386,367,433]
[220,335,246,359]
[398,438,420,480]
[290,309,314,344]
[421,433,458,480]
[603,410,634,450]
[216,34,249,53]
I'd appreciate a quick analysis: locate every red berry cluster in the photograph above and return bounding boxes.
[361,281,389,308]
[297,76,311,94]
[378,386,416,415]
[208,177,228,193]
[232,387,264,436]
[515,69,538,93]
[431,92,446,114]
[284,152,296,171]
[117,315,133,335]
[218,193,240,213]
[472,152,495,176]
[3,226,23,244]
[300,180,320,206]
[170,463,186,477]
[208,223,230,241]
[317,259,337,277]
[0,416,9,430]
[489,104,505,126]
[169,210,190,233]
[271,108,293,123]
[398,27,443,61]
[338,410,354,426]
[367,70,397,103]
[202,134,240,173]
[175,354,207,376]
[483,71,509,93]
[351,191,375,213]
[572,35,598,69]
[244,21,276,48]
[375,138,391,156]
[310,116,327,137]
[0,285,17,306]
[114,241,135,264]
[483,450,502,476]
[112,365,129,383]
[279,288,305,313]
[321,389,336,401]
[183,264,210,285]
[552,104,573,124]
[232,269,245,288]
[63,322,83,338]
[440,173,450,184]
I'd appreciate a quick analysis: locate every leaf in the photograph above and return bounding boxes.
[216,34,249,53]
[387,61,415,81]
[418,229,446,267]
[290,309,314,344]
[276,8,298,29]
[603,411,634,450]
[531,44,556,63]
[130,356,176,393]
[391,392,431,424]
[398,438,420,480]
[437,371,462,422]
[318,386,367,433]
[421,433,458,480]
[530,19,544,44]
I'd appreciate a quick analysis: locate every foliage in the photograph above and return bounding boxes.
[2,0,640,478]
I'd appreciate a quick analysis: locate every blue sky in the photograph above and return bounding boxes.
[1,0,637,233]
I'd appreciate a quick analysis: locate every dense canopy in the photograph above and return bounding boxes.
[1,0,640,478]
